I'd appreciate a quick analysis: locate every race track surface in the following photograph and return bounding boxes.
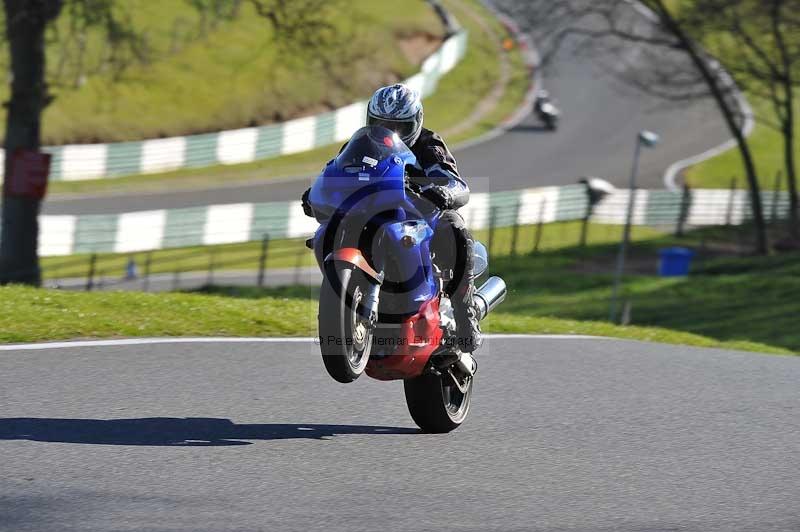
[42,2,730,216]
[2,337,798,531]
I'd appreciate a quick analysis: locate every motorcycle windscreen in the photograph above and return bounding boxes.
[309,126,417,220]
[334,125,415,172]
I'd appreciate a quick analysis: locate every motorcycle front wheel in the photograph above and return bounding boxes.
[404,368,473,433]
[318,265,374,383]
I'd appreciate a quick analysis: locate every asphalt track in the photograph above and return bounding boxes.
[1,336,798,531]
[41,2,730,216]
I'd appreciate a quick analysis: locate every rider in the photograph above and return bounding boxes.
[302,83,482,354]
[533,89,550,114]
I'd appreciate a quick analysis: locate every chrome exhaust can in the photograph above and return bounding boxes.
[475,276,507,321]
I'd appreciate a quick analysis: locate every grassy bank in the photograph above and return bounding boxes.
[47,0,531,196]
[0,282,785,354]
[23,0,439,145]
[686,95,799,190]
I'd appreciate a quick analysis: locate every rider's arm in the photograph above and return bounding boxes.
[414,129,470,210]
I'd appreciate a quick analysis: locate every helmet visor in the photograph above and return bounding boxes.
[366,116,418,143]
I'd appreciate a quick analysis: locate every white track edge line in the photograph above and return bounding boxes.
[0,335,607,351]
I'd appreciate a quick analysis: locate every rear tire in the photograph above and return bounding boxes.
[404,369,472,433]
[318,266,374,383]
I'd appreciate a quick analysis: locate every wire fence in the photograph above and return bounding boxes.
[39,181,797,293]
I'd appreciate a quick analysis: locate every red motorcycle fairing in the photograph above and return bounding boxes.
[324,248,383,284]
[366,297,443,381]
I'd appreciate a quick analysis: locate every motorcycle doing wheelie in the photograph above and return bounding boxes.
[305,126,507,433]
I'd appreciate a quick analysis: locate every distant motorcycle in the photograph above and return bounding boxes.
[305,125,507,433]
[534,90,560,131]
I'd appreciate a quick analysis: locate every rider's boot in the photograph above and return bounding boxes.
[454,284,482,354]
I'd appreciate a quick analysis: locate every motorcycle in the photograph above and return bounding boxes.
[305,125,507,433]
[534,95,560,131]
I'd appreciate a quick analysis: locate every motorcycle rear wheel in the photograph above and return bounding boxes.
[404,367,473,433]
[318,265,374,383]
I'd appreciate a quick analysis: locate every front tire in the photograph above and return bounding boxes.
[318,266,374,383]
[404,369,473,433]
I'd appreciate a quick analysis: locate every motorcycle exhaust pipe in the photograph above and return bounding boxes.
[474,276,507,321]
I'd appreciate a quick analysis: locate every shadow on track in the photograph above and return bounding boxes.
[0,417,418,446]
[509,124,553,133]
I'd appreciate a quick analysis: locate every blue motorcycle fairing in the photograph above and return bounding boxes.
[376,220,438,309]
[308,126,418,222]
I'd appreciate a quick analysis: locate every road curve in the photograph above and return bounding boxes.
[2,336,798,531]
[42,1,730,216]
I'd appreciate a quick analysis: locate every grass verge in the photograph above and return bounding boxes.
[685,95,798,191]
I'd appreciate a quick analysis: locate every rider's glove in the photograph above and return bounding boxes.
[301,188,314,218]
[421,185,454,210]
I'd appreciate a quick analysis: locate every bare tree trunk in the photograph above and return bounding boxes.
[0,0,63,285]
[782,68,799,239]
[652,1,769,254]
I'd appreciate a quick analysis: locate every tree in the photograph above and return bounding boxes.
[691,0,800,239]
[498,0,771,254]
[0,0,64,285]
[0,0,344,286]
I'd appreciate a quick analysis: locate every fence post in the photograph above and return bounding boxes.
[771,170,782,224]
[725,177,737,226]
[579,197,593,247]
[675,183,691,237]
[533,199,546,253]
[85,253,97,291]
[143,252,152,292]
[487,206,498,255]
[510,201,521,257]
[207,249,216,285]
[257,234,270,288]
[293,248,304,285]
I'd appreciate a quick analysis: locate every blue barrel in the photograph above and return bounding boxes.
[658,247,694,277]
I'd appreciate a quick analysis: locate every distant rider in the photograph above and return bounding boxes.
[302,83,482,354]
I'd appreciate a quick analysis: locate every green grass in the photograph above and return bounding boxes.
[47,0,532,196]
[485,240,800,355]
[686,95,799,190]
[0,285,317,342]
[4,1,439,145]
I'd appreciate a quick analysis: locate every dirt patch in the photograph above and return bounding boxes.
[397,32,443,65]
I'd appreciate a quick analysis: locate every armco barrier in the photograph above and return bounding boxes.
[0,31,468,183]
[35,185,791,257]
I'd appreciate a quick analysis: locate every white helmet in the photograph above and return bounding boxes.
[366,83,424,147]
